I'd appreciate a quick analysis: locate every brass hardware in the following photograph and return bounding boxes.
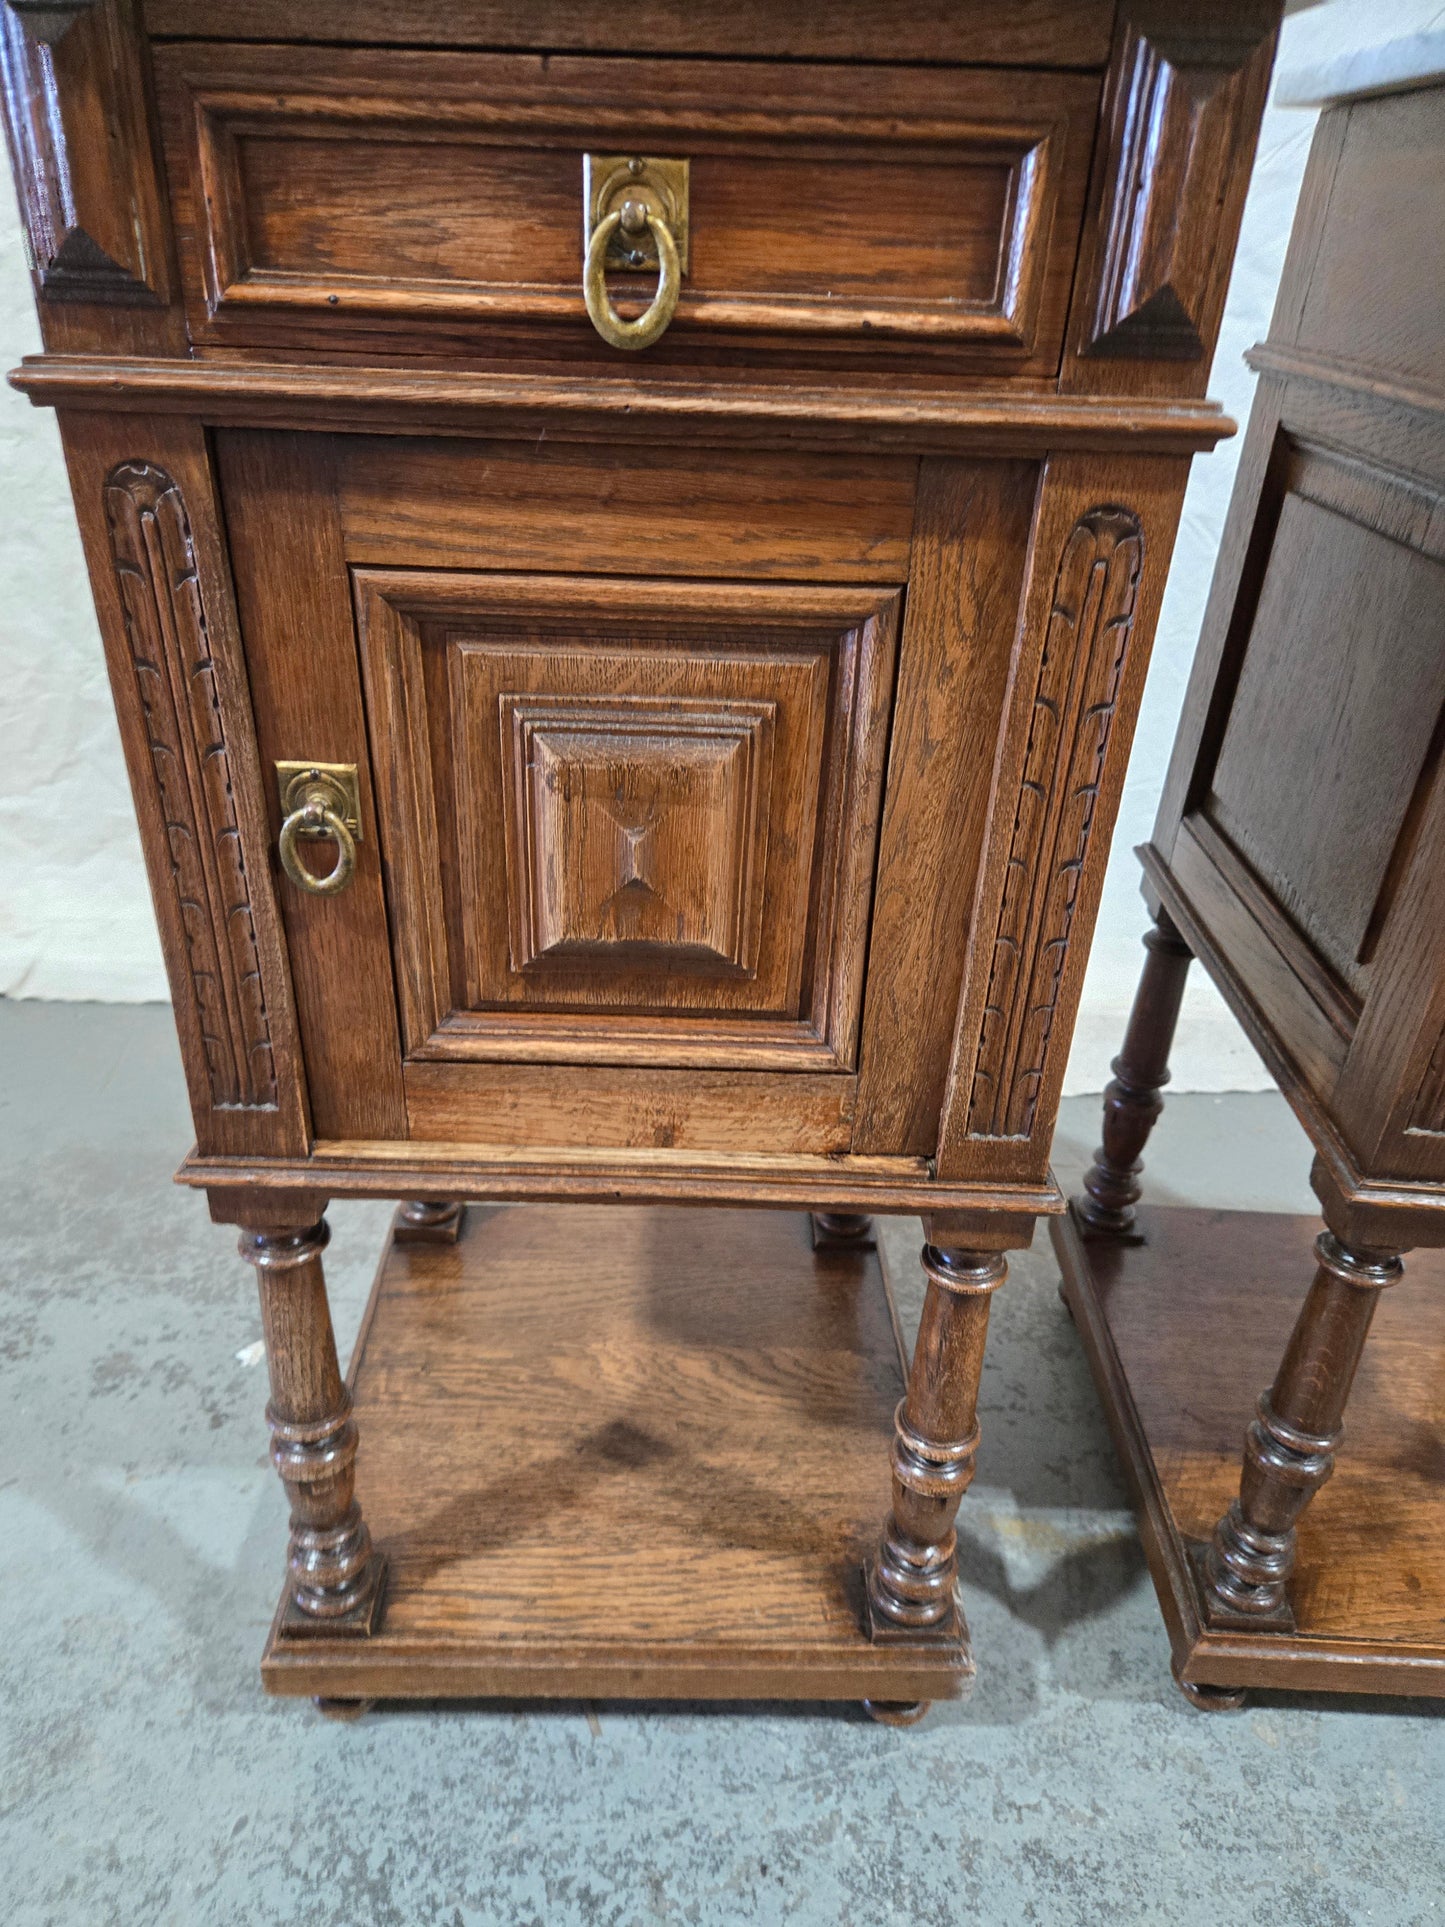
[584,155,690,273]
[582,154,688,352]
[275,761,361,898]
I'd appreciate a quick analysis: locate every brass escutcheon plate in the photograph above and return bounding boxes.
[275,761,362,838]
[583,154,690,275]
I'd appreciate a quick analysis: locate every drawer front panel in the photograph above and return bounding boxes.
[155,45,1098,370]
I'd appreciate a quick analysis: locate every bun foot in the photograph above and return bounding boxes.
[862,1699,931,1726]
[1172,1662,1245,1712]
[313,1696,375,1721]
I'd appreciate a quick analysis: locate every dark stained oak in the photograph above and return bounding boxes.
[53,410,307,1160]
[239,1217,386,1631]
[1072,6,1277,364]
[0,0,182,358]
[935,450,1192,1186]
[190,1144,1064,1219]
[335,437,917,585]
[392,1199,467,1245]
[351,567,899,1078]
[263,1204,972,1705]
[1061,2,1278,400]
[3,0,1279,1707]
[811,1212,876,1251]
[1147,80,1445,1206]
[851,460,1038,1155]
[866,1247,1005,1641]
[1062,72,1445,1705]
[140,0,1117,68]
[1200,1231,1403,1627]
[1075,908,1193,1236]
[1055,1206,1445,1699]
[10,357,1237,456]
[152,43,1098,377]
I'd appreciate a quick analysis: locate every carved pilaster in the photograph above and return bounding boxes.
[866,1247,1006,1639]
[105,461,277,1113]
[967,507,1145,1140]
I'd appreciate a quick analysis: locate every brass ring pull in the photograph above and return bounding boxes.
[583,202,681,352]
[277,769,358,898]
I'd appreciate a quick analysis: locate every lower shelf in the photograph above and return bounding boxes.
[1053,1204,1445,1700]
[263,1203,971,1705]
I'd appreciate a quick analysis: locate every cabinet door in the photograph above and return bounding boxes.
[355,568,898,1076]
[218,428,918,1154]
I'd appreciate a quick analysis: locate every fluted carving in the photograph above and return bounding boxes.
[969,507,1145,1139]
[106,462,276,1112]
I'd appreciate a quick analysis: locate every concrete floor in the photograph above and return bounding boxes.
[1,1000,1440,1927]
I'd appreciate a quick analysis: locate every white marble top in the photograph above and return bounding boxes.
[1276,28,1445,107]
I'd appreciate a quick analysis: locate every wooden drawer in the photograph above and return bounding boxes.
[154,43,1099,373]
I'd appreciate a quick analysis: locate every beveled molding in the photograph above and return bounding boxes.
[499,692,775,976]
[1078,3,1278,361]
[0,0,171,304]
[181,1144,1066,1219]
[154,42,1087,356]
[352,569,899,1072]
[6,356,1236,454]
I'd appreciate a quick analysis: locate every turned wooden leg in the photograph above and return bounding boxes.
[1074,907,1194,1237]
[811,1211,876,1250]
[865,1246,1006,1639]
[1200,1230,1403,1626]
[239,1218,386,1631]
[394,1199,468,1246]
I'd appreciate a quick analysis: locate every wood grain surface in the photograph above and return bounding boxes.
[351,566,899,1085]
[262,1203,973,1702]
[852,459,1038,1154]
[10,357,1236,456]
[153,43,1096,374]
[1148,78,1445,1204]
[56,411,308,1159]
[215,429,408,1141]
[336,436,916,583]
[141,0,1116,68]
[1055,1205,1445,1696]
